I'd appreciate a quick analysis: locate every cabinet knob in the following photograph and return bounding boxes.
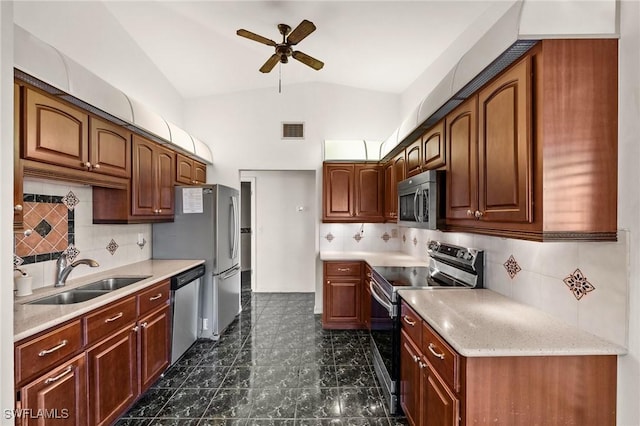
[158,209,162,214]
[14,204,23,212]
[418,361,426,369]
[93,163,100,169]
[327,280,331,284]
[412,355,420,363]
[466,209,473,217]
[474,210,484,219]
[23,229,33,237]
[140,322,148,329]
[84,161,92,169]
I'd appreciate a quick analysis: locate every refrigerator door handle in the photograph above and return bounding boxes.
[231,195,239,260]
[221,265,241,280]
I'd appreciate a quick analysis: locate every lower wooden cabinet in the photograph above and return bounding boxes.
[88,326,138,426]
[17,353,88,426]
[15,279,173,426]
[399,300,616,426]
[323,261,365,329]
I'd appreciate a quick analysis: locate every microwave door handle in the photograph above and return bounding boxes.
[413,189,420,222]
[418,188,425,222]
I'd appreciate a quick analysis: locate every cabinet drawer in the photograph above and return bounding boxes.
[15,320,83,385]
[400,302,422,344]
[138,280,170,316]
[325,261,362,277]
[85,296,137,345]
[422,321,460,393]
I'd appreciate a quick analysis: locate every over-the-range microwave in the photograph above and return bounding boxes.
[397,170,444,229]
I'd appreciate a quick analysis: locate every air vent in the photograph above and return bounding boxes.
[282,122,304,140]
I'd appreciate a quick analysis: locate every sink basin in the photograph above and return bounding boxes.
[76,276,151,291]
[29,289,110,305]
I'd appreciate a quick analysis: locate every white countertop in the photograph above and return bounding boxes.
[398,288,627,357]
[320,251,426,267]
[14,259,204,342]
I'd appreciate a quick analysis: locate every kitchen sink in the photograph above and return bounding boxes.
[28,289,110,305]
[76,276,151,291]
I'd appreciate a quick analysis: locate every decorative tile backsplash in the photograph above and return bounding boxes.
[398,226,629,348]
[319,223,400,252]
[14,193,75,264]
[15,179,152,291]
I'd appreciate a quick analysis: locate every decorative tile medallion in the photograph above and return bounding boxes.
[413,237,418,246]
[106,239,119,255]
[62,190,80,211]
[381,232,391,242]
[503,255,522,279]
[63,244,80,263]
[563,268,595,300]
[13,254,24,267]
[353,233,362,243]
[325,233,335,242]
[14,193,75,265]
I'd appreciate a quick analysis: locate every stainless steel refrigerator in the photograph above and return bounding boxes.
[153,185,241,339]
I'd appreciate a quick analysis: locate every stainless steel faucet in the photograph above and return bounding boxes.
[55,253,99,287]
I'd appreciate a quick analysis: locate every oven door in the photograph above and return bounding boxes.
[369,280,399,414]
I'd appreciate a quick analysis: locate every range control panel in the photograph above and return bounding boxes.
[427,240,482,270]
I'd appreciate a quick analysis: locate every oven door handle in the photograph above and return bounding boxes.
[369,280,396,318]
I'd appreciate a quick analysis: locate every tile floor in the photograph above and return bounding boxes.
[116,274,407,425]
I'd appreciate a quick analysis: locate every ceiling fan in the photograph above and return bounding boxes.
[237,19,324,73]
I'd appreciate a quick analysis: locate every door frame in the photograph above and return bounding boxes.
[240,176,257,292]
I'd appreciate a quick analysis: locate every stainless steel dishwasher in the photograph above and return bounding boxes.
[170,264,205,364]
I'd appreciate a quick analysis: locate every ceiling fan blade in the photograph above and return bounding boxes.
[237,29,277,47]
[260,54,280,73]
[287,20,316,45]
[292,51,324,71]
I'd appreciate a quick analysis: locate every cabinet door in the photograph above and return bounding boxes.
[423,121,446,170]
[323,278,361,324]
[175,153,194,185]
[423,363,459,426]
[446,97,478,220]
[400,331,422,426]
[139,305,171,392]
[406,139,422,177]
[383,161,397,221]
[89,117,131,178]
[478,57,532,223]
[323,163,355,220]
[24,87,89,170]
[18,353,88,426]
[87,326,137,426]
[155,144,175,217]
[194,161,207,184]
[354,164,384,221]
[132,136,156,216]
[393,152,406,184]
[14,83,24,230]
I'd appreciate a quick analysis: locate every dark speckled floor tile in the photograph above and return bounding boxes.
[298,365,338,388]
[203,388,252,419]
[153,366,193,389]
[181,366,229,389]
[114,418,151,426]
[248,389,298,419]
[246,420,295,426]
[233,349,273,366]
[123,388,175,418]
[335,366,378,387]
[148,418,201,425]
[386,417,409,426]
[155,388,216,418]
[295,388,342,418]
[339,388,387,418]
[333,348,369,367]
[252,366,300,388]
[198,419,247,426]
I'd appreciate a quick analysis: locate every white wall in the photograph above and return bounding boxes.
[12,1,184,126]
[241,170,316,293]
[0,2,14,423]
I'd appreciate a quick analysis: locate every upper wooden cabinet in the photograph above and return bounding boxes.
[89,117,131,178]
[176,153,207,185]
[323,162,384,222]
[405,139,422,177]
[131,135,175,218]
[422,120,446,171]
[445,39,618,241]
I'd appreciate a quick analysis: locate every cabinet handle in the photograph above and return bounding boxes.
[104,312,123,323]
[474,210,484,219]
[402,315,416,327]
[149,293,163,301]
[38,340,68,357]
[140,322,148,328]
[337,268,351,272]
[428,343,446,360]
[14,204,23,212]
[466,209,473,217]
[44,366,73,384]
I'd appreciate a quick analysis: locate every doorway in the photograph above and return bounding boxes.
[240,170,316,293]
